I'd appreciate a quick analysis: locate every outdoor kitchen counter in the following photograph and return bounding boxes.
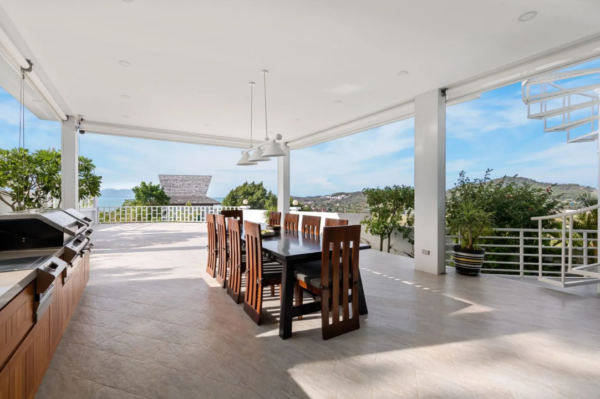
[0,269,36,310]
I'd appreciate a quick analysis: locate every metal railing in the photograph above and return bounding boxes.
[531,203,600,287]
[446,227,598,277]
[97,205,240,224]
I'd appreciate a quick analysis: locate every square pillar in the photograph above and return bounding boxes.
[277,143,290,214]
[414,89,446,274]
[61,117,79,210]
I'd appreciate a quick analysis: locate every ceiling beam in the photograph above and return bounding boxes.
[80,121,250,149]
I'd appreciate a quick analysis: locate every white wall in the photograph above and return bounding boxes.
[241,209,414,257]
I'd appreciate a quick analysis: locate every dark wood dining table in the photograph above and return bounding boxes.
[244,227,371,340]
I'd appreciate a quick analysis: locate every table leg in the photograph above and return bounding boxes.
[279,259,295,339]
[357,271,368,315]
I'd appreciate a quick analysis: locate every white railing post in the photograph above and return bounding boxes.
[519,230,525,277]
[538,220,543,280]
[568,215,573,273]
[583,231,588,266]
[561,216,566,286]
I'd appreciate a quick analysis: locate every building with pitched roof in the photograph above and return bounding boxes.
[158,175,220,206]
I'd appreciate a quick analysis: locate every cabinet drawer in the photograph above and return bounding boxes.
[0,285,34,370]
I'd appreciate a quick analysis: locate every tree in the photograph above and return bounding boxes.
[124,182,170,206]
[0,147,102,210]
[573,191,598,230]
[361,185,414,253]
[222,182,276,209]
[446,170,561,229]
[78,156,102,202]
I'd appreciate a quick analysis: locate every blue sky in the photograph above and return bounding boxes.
[0,60,598,198]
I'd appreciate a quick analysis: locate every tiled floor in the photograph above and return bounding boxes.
[36,223,600,399]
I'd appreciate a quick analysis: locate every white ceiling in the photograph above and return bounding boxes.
[0,0,599,148]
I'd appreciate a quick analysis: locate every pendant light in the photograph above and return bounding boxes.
[237,82,258,166]
[260,69,287,157]
[261,138,287,157]
[247,70,272,162]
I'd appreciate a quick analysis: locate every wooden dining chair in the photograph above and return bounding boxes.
[243,221,283,325]
[294,225,362,340]
[301,215,321,236]
[283,213,300,231]
[268,211,281,226]
[325,218,348,227]
[226,218,245,303]
[215,214,229,288]
[206,213,218,278]
[222,210,243,225]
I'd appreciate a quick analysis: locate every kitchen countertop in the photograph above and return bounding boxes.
[0,270,36,310]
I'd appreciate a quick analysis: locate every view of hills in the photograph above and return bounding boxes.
[100,188,134,198]
[293,177,596,213]
[100,177,596,212]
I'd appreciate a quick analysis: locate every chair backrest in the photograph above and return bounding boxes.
[268,211,281,226]
[325,218,348,227]
[283,213,299,231]
[206,213,218,277]
[301,215,321,236]
[243,221,265,323]
[222,210,243,225]
[226,218,244,303]
[215,214,228,287]
[320,225,361,340]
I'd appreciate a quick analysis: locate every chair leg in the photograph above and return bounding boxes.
[270,285,275,297]
[295,281,303,320]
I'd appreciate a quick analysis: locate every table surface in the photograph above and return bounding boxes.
[244,229,371,260]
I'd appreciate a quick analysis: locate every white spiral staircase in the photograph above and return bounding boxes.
[522,62,600,288]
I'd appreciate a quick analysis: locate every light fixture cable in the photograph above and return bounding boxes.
[250,81,254,148]
[263,70,269,141]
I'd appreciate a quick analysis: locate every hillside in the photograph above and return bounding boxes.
[100,188,134,198]
[489,176,595,203]
[294,177,596,213]
[294,192,367,213]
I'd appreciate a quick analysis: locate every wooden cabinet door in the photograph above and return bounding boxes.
[83,251,90,287]
[0,362,9,399]
[48,278,62,355]
[8,331,34,399]
[60,276,71,335]
[0,285,34,370]
[32,310,50,392]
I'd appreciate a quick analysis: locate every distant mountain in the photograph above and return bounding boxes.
[294,177,596,213]
[100,188,134,198]
[468,176,595,203]
[293,192,367,213]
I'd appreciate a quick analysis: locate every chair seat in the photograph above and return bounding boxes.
[295,261,352,288]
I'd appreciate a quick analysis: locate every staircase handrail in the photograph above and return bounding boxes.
[531,203,600,221]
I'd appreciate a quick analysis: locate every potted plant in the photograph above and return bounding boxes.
[447,200,494,276]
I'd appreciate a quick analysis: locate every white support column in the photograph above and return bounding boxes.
[414,89,446,275]
[61,117,79,210]
[277,143,290,214]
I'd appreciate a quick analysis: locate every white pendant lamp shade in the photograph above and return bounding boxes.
[248,146,270,162]
[237,152,258,166]
[261,140,287,157]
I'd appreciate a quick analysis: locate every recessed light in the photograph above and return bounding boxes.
[397,71,408,76]
[518,11,537,22]
[121,95,130,99]
[334,100,342,104]
[123,115,129,118]
[119,61,131,67]
[203,124,210,127]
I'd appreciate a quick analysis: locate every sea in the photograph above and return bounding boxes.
[97,197,225,207]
